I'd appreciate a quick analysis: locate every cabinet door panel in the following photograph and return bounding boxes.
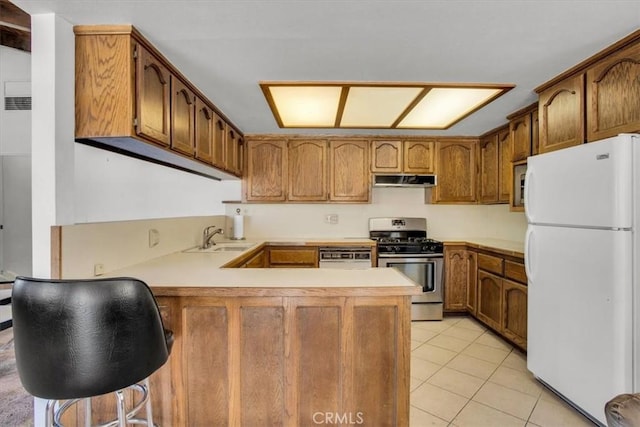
[212,117,226,169]
[246,139,287,201]
[479,135,499,204]
[194,98,213,164]
[171,79,195,156]
[444,247,470,311]
[433,141,477,203]
[403,140,434,173]
[371,140,402,172]
[135,45,171,146]
[329,140,370,202]
[498,128,511,203]
[510,113,531,162]
[587,42,640,141]
[539,74,585,153]
[289,140,328,201]
[477,270,502,330]
[502,280,527,349]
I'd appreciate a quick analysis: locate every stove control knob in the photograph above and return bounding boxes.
[393,246,401,253]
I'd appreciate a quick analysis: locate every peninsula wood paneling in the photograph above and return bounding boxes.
[183,305,229,426]
[240,305,285,426]
[538,74,585,153]
[586,41,640,141]
[128,293,412,427]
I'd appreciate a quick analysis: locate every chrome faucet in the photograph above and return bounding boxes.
[202,226,224,249]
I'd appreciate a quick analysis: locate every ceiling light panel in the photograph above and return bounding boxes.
[261,82,513,129]
[267,86,342,127]
[397,87,503,129]
[340,86,423,127]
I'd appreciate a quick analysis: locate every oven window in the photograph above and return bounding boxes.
[385,261,435,293]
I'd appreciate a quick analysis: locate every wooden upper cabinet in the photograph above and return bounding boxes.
[538,74,585,153]
[432,140,477,204]
[212,117,226,169]
[478,134,499,204]
[510,112,531,162]
[194,98,214,164]
[403,140,434,173]
[531,109,540,155]
[497,128,511,203]
[371,140,402,172]
[586,41,640,141]
[170,78,195,156]
[371,140,434,173]
[329,140,370,202]
[135,44,171,147]
[225,128,243,176]
[245,139,287,201]
[288,140,328,201]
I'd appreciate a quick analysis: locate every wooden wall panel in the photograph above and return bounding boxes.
[184,305,229,426]
[296,306,342,424]
[353,305,397,426]
[240,306,285,426]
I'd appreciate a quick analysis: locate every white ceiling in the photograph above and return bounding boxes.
[13,0,640,136]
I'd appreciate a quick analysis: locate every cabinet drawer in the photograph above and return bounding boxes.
[268,247,318,267]
[504,260,527,284]
[477,253,504,275]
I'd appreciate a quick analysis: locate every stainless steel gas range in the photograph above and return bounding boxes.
[369,217,443,321]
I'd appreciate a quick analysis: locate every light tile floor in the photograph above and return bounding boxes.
[410,316,597,427]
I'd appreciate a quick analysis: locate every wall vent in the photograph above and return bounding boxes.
[4,96,31,110]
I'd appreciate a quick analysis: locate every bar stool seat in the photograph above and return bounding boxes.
[11,276,173,426]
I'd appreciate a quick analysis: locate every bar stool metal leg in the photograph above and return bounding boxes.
[45,400,56,427]
[85,398,92,427]
[115,390,126,427]
[144,378,154,427]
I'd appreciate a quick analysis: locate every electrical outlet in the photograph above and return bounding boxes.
[94,263,105,276]
[325,214,339,224]
[149,229,160,248]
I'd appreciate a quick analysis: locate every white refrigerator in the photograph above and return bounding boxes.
[525,133,639,425]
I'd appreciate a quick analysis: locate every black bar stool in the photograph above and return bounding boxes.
[11,276,174,426]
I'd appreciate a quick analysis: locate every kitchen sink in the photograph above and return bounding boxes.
[183,243,256,253]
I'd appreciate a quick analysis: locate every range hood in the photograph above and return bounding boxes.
[373,174,437,188]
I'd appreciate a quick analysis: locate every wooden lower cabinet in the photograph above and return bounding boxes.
[443,246,475,311]
[476,270,503,331]
[268,246,318,268]
[445,244,527,350]
[144,294,411,426]
[502,279,528,349]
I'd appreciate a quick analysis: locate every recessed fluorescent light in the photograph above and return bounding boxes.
[260,82,513,129]
[397,87,503,129]
[265,85,342,127]
[340,86,424,127]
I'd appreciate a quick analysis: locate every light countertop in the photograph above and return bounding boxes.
[105,238,419,297]
[443,238,525,258]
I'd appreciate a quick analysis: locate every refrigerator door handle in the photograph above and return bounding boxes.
[524,166,533,222]
[525,227,534,282]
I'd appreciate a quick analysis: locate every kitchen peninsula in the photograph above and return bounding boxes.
[53,233,420,427]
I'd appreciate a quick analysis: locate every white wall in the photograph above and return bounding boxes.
[225,187,528,242]
[74,144,241,222]
[0,45,32,276]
